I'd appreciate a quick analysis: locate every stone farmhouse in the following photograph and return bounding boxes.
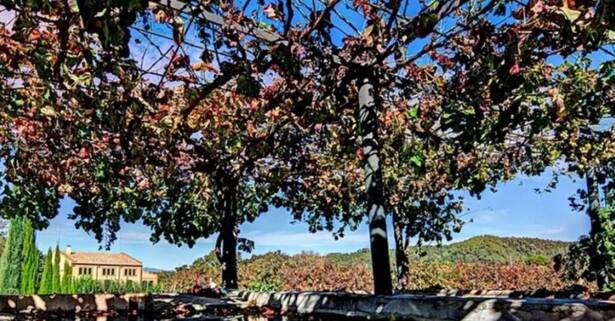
[59,246,158,285]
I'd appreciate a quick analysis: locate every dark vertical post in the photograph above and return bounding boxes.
[393,212,409,290]
[587,168,601,232]
[586,168,608,289]
[220,182,239,289]
[221,216,238,288]
[358,77,393,295]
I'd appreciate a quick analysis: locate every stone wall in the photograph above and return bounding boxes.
[2,291,615,320]
[0,294,150,314]
[0,293,237,318]
[231,290,615,321]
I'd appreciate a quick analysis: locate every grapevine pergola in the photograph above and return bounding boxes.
[138,0,481,294]
[0,0,612,295]
[142,0,479,294]
[147,0,398,293]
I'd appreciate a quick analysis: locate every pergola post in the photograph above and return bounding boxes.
[358,77,393,295]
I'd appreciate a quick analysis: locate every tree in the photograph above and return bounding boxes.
[495,54,614,290]
[554,107,615,289]
[0,0,612,294]
[0,4,304,288]
[60,261,73,294]
[20,218,40,294]
[51,245,61,293]
[0,217,24,293]
[583,168,614,289]
[269,2,613,290]
[555,170,615,290]
[38,248,53,295]
[561,63,614,290]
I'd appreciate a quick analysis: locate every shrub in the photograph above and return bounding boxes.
[71,277,164,294]
[0,218,25,293]
[163,251,590,293]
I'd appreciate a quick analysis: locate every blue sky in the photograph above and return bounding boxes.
[36,170,590,271]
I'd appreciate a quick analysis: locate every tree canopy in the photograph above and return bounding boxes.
[0,0,612,292]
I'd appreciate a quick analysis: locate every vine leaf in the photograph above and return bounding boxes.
[173,17,185,45]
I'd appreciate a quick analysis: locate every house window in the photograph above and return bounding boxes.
[78,267,92,275]
[102,268,116,276]
[125,268,136,276]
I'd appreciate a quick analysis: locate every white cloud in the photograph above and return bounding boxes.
[521,224,566,237]
[240,230,369,253]
[465,208,512,223]
[116,231,154,244]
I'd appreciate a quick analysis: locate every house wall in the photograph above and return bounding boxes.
[59,253,68,276]
[117,266,143,283]
[142,272,159,285]
[60,252,146,284]
[73,264,99,279]
[71,264,143,283]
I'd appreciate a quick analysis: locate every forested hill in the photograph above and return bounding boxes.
[326,235,570,265]
[416,235,569,263]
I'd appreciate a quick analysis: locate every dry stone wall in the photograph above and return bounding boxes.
[232,290,615,321]
[0,291,614,320]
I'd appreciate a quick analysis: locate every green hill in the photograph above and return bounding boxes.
[326,235,570,266]
[417,235,569,263]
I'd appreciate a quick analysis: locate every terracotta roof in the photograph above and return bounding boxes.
[64,252,142,266]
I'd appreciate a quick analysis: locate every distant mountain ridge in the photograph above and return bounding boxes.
[326,235,570,266]
[144,267,170,273]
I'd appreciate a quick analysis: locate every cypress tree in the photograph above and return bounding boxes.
[0,217,25,294]
[38,248,53,294]
[60,261,73,294]
[51,245,61,293]
[20,219,39,294]
[36,251,44,290]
